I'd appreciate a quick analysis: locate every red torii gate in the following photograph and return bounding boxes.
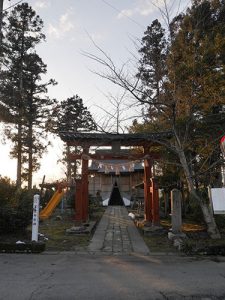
[60,132,171,224]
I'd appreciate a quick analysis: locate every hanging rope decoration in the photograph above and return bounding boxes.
[81,154,138,175]
[98,161,136,174]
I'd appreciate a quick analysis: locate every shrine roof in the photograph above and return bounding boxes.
[59,131,172,146]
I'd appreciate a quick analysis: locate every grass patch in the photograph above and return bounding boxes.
[39,217,90,251]
[0,206,106,252]
[140,217,225,254]
[143,233,178,253]
[38,207,105,251]
[141,218,177,253]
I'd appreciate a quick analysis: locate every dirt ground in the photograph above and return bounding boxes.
[143,218,225,255]
[35,210,225,254]
[37,206,106,251]
[1,206,225,254]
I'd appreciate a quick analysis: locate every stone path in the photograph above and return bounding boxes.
[88,206,149,255]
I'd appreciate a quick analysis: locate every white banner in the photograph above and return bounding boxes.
[211,188,225,214]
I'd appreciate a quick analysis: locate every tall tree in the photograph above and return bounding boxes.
[21,53,56,189]
[137,1,225,237]
[0,3,56,189]
[165,0,225,185]
[57,95,96,180]
[84,1,225,238]
[137,19,167,106]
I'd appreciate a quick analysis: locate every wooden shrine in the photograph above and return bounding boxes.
[59,131,171,224]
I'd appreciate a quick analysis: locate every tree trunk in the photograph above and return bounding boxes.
[16,18,25,190]
[28,121,33,190]
[16,121,22,189]
[178,147,221,239]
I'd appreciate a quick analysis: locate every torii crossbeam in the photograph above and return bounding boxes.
[60,131,172,224]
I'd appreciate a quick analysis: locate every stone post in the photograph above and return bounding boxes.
[171,189,182,233]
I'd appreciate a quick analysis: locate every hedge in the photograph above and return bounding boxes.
[0,241,46,253]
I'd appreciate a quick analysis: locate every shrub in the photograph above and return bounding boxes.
[215,215,225,230]
[0,241,46,253]
[187,189,209,223]
[0,188,40,234]
[0,206,31,234]
[0,176,17,208]
[16,189,39,212]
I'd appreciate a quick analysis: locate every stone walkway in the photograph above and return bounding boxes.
[88,206,149,255]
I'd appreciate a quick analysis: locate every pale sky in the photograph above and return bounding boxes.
[0,0,191,186]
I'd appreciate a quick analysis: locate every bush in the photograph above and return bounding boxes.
[0,206,31,234]
[0,188,40,234]
[215,215,225,230]
[0,241,46,253]
[186,189,210,223]
[16,189,39,212]
[0,176,17,208]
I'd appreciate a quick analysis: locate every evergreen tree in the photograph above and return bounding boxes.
[82,0,225,237]
[21,52,56,189]
[137,19,167,106]
[167,0,225,187]
[57,95,96,180]
[135,0,225,237]
[0,3,56,189]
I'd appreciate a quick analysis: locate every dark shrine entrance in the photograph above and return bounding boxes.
[108,181,124,206]
[59,131,171,224]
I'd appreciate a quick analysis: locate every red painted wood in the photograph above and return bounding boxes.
[144,158,152,222]
[150,178,160,225]
[81,152,89,222]
[68,152,160,161]
[74,180,82,222]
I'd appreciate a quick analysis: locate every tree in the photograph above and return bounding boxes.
[93,91,134,134]
[56,95,96,180]
[136,1,225,238]
[168,0,225,184]
[84,1,225,238]
[0,3,56,189]
[20,52,57,189]
[137,19,167,106]
[0,176,16,208]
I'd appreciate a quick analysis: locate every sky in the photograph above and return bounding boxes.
[0,0,191,186]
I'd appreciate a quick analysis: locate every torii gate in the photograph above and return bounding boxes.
[60,132,171,224]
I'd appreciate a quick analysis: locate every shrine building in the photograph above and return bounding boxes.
[59,131,172,224]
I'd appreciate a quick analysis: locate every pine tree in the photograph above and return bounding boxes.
[0,3,56,189]
[57,95,96,180]
[21,53,57,189]
[167,0,225,187]
[137,19,167,106]
[135,0,225,237]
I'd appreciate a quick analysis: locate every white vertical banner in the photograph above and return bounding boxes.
[32,194,40,242]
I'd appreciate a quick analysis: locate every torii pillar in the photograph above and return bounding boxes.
[150,178,160,225]
[74,179,82,222]
[74,147,89,223]
[143,150,152,223]
[82,149,89,222]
